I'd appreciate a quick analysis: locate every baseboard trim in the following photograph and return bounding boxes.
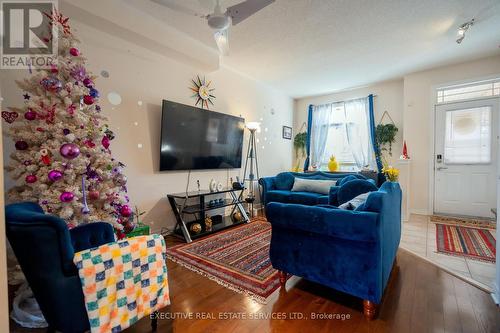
[410,209,429,216]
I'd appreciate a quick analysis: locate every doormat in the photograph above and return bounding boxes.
[436,223,496,262]
[166,217,288,304]
[431,215,496,229]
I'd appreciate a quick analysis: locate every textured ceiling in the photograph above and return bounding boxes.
[130,0,500,98]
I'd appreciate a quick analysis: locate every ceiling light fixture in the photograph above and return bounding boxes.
[456,18,474,44]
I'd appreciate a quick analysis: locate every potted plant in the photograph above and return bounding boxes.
[375,123,398,157]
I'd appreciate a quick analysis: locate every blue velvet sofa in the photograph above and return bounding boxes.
[5,202,159,333]
[266,182,402,320]
[259,171,371,206]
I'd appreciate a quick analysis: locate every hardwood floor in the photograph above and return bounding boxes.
[9,240,500,333]
[123,237,500,333]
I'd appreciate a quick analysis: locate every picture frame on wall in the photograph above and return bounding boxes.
[282,126,292,140]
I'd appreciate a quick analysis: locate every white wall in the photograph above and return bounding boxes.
[403,55,500,214]
[294,79,404,167]
[1,21,293,232]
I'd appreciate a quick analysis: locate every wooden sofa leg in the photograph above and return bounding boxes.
[278,271,287,286]
[363,300,377,320]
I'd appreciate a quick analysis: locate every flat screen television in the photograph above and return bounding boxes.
[159,100,245,171]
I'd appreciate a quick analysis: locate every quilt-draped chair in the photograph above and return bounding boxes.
[5,202,160,333]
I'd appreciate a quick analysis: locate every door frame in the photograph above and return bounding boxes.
[428,75,500,217]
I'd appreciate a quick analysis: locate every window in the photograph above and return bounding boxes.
[437,79,500,104]
[309,98,376,172]
[322,104,357,170]
[444,106,491,164]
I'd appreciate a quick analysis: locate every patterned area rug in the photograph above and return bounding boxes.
[166,218,285,303]
[436,223,496,262]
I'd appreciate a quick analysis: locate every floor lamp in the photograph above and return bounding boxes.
[243,122,261,217]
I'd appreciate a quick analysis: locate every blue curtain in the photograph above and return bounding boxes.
[303,105,313,171]
[368,94,383,172]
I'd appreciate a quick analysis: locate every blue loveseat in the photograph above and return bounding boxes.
[259,171,372,206]
[266,182,402,319]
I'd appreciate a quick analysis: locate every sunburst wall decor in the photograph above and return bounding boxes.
[190,75,216,109]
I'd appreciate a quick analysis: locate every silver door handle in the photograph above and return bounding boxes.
[436,166,448,171]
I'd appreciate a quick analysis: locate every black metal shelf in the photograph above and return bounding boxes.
[182,199,244,214]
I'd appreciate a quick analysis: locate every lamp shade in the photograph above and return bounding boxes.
[246,122,260,131]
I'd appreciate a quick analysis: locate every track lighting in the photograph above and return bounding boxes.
[456,19,474,44]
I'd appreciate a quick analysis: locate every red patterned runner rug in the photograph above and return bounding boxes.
[436,223,496,263]
[166,217,286,303]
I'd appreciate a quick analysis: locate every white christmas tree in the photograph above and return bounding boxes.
[3,11,133,239]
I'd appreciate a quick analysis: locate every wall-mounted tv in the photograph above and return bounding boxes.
[159,100,245,171]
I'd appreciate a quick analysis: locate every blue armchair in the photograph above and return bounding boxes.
[266,182,402,320]
[259,171,371,207]
[5,202,158,333]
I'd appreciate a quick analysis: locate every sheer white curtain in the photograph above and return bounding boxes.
[344,97,377,170]
[310,103,333,169]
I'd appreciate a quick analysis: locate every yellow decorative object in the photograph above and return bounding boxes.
[190,223,202,234]
[327,155,339,172]
[204,215,213,231]
[382,166,400,182]
[232,211,243,222]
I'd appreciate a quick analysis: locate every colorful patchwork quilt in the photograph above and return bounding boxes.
[73,234,170,333]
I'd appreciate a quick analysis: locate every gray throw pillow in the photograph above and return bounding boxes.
[291,178,337,195]
[339,192,371,210]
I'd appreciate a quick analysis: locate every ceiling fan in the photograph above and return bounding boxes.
[152,0,275,55]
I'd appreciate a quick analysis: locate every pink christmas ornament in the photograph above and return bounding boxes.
[102,136,110,149]
[60,143,80,159]
[24,109,37,120]
[120,205,132,217]
[25,175,37,183]
[60,191,75,202]
[48,170,63,182]
[83,95,94,105]
[69,47,79,56]
[83,78,93,88]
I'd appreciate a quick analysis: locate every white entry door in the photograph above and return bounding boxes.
[434,98,500,218]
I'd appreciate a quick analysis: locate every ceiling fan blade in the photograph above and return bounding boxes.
[226,0,275,25]
[214,29,229,56]
[151,0,208,17]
